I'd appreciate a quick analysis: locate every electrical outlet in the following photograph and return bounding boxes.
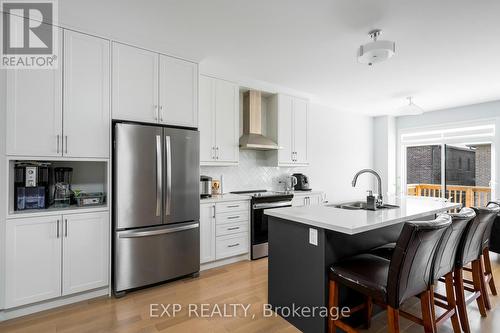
[309,228,318,246]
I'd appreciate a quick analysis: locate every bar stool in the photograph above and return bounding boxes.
[483,201,500,297]
[369,208,476,332]
[429,208,476,333]
[327,215,451,333]
[453,204,500,333]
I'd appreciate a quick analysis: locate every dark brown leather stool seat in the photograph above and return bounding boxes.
[329,254,390,302]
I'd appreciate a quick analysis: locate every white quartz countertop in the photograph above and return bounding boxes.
[265,196,461,235]
[200,193,251,203]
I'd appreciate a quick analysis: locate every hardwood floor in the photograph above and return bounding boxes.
[2,254,500,333]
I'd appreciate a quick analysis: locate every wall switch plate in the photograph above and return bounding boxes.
[309,228,318,246]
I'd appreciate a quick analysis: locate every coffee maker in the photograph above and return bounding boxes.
[14,162,50,210]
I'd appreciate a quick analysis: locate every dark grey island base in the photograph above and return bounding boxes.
[268,216,427,333]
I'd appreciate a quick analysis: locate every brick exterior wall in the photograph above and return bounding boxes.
[406,145,441,184]
[406,145,477,186]
[475,144,491,187]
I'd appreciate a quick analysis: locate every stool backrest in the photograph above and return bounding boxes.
[457,204,500,266]
[432,208,476,282]
[387,214,451,308]
[483,201,500,249]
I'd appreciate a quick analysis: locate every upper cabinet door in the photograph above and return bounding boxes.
[214,79,239,163]
[277,95,294,165]
[5,216,62,308]
[64,31,110,158]
[159,55,198,128]
[62,212,109,296]
[292,98,308,164]
[112,43,158,123]
[6,27,63,157]
[199,76,216,163]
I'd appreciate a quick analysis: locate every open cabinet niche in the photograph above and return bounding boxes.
[8,159,109,215]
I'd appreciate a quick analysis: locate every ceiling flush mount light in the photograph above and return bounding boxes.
[357,29,395,66]
[399,97,424,115]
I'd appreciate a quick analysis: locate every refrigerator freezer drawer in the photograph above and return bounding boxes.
[114,222,200,292]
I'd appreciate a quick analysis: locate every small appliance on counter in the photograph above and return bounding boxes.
[200,175,213,198]
[53,167,73,208]
[292,173,311,191]
[14,162,50,210]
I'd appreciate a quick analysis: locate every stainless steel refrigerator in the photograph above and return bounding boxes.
[113,122,200,295]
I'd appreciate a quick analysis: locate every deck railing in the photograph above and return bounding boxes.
[407,183,492,207]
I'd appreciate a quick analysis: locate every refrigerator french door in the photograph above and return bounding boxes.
[113,123,200,294]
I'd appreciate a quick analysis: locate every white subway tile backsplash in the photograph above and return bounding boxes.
[200,150,307,193]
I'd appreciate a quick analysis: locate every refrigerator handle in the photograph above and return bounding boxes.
[165,136,172,216]
[156,135,162,217]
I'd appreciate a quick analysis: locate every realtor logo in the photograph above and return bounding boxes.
[1,0,58,69]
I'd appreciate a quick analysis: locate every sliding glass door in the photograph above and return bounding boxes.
[445,144,492,207]
[401,123,494,208]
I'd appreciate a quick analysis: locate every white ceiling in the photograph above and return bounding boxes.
[59,0,500,116]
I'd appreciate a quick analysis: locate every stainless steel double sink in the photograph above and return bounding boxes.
[327,201,399,210]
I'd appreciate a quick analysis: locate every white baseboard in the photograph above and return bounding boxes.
[200,253,250,271]
[0,287,109,322]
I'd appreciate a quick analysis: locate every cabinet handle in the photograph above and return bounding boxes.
[65,219,68,237]
[65,136,68,154]
[227,215,240,220]
[228,243,240,248]
[56,135,60,154]
[160,105,164,122]
[226,205,239,208]
[154,105,158,120]
[56,219,60,238]
[227,226,240,231]
[212,147,216,160]
[212,205,216,218]
[216,146,219,160]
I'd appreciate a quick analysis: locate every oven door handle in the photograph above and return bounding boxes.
[253,202,291,209]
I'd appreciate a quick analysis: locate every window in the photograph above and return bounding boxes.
[402,123,495,207]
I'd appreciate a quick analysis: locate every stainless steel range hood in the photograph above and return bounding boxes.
[239,90,279,150]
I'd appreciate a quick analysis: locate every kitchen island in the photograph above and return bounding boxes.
[265,196,460,333]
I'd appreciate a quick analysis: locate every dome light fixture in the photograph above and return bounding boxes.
[357,29,396,66]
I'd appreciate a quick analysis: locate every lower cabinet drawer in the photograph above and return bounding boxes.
[216,201,249,213]
[216,211,249,225]
[216,221,248,237]
[216,233,248,260]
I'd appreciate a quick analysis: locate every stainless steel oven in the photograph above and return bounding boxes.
[252,200,292,259]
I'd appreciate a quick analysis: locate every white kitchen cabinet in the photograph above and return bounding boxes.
[199,75,239,165]
[200,203,216,263]
[5,216,62,308]
[199,76,216,162]
[275,94,309,166]
[64,31,110,158]
[291,193,323,207]
[292,98,308,164]
[277,95,294,165]
[6,27,63,157]
[62,212,109,295]
[4,211,110,308]
[159,55,198,127]
[112,42,159,123]
[112,43,198,127]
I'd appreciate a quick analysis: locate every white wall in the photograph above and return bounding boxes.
[307,104,374,202]
[395,100,500,197]
[373,116,397,196]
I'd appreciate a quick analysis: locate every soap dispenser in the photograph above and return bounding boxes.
[366,190,377,211]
